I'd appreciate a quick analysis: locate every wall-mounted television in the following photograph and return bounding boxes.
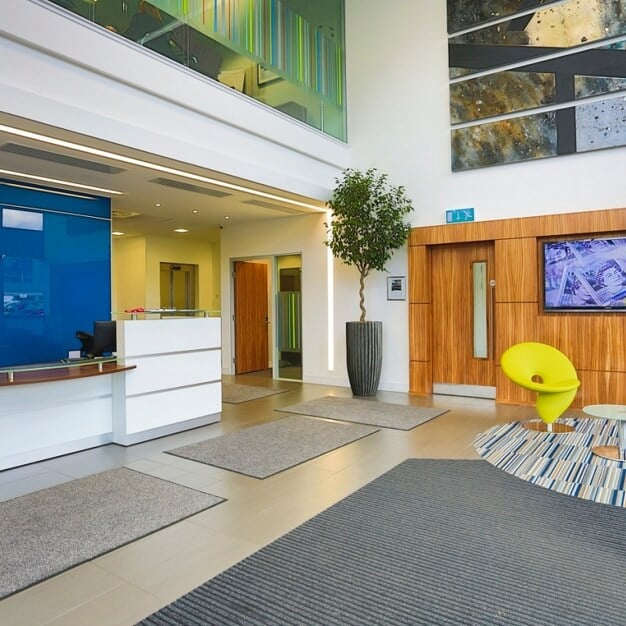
[543,236,626,311]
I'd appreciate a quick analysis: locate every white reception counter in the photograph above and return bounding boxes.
[0,317,222,470]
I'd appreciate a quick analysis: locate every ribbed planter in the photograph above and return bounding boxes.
[346,321,383,397]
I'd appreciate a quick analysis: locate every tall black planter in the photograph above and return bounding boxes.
[346,321,383,397]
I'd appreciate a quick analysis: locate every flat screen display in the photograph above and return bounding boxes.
[543,236,626,311]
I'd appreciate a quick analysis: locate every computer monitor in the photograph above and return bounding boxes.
[91,320,117,357]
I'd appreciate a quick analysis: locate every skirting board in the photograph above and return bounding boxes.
[433,383,496,399]
[112,412,221,446]
[0,433,113,471]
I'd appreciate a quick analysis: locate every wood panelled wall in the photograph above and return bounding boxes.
[408,207,626,407]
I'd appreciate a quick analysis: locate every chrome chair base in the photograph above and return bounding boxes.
[522,420,575,433]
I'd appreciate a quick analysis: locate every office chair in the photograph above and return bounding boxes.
[75,329,94,357]
[500,341,580,433]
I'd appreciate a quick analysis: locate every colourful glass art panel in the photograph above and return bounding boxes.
[449,0,626,78]
[450,71,555,123]
[150,0,344,106]
[447,0,559,34]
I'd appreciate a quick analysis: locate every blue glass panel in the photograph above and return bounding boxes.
[0,180,110,218]
[0,183,111,366]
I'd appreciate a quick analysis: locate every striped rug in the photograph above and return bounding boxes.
[475,417,626,506]
[138,459,626,625]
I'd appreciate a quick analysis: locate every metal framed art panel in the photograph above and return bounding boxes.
[448,0,626,171]
[451,93,626,171]
[447,0,561,35]
[449,0,626,79]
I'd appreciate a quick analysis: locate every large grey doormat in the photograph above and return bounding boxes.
[277,395,448,430]
[0,468,223,599]
[222,382,288,403]
[139,459,626,626]
[166,415,378,478]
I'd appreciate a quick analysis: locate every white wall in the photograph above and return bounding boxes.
[221,211,410,391]
[220,214,341,383]
[345,0,626,225]
[336,0,626,392]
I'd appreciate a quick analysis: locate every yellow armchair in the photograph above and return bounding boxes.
[500,342,580,433]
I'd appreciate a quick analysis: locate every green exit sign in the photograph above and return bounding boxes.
[446,208,474,223]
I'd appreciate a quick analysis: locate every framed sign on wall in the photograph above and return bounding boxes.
[387,276,406,301]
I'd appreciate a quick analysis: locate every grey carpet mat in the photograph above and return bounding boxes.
[139,459,626,625]
[166,415,378,478]
[277,395,448,430]
[222,382,288,403]
[0,468,223,599]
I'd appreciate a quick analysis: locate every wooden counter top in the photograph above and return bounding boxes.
[0,361,136,386]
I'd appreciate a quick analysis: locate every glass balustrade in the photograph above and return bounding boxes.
[46,0,346,141]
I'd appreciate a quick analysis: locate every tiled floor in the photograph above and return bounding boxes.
[0,376,538,625]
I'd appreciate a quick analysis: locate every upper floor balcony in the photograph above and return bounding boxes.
[46,0,346,142]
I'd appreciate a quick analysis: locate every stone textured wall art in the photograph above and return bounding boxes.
[447,0,558,35]
[452,112,557,171]
[448,0,626,171]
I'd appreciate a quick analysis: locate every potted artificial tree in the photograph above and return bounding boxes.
[325,167,413,396]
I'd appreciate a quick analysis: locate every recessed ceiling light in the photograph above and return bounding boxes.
[173,228,189,233]
[224,215,231,220]
[0,168,123,196]
[155,203,161,207]
[192,209,199,214]
[0,124,325,212]
[112,231,125,236]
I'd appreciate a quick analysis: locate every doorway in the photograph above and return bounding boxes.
[276,256,302,380]
[431,242,496,398]
[159,262,197,310]
[232,255,303,380]
[233,260,269,374]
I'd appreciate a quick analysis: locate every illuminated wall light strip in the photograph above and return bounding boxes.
[326,209,334,372]
[0,168,123,195]
[0,183,95,200]
[0,125,325,212]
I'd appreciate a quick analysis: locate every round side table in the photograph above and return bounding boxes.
[583,404,626,461]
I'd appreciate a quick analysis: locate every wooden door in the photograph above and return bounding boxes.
[432,242,495,390]
[234,261,269,374]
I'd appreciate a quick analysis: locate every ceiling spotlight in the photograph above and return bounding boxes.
[173,228,189,233]
[224,215,231,220]
[155,203,161,207]
[192,209,199,214]
[112,231,125,236]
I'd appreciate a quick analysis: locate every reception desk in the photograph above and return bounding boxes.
[112,317,222,445]
[0,317,221,470]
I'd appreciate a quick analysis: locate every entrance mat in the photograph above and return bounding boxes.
[139,459,626,625]
[166,415,378,478]
[0,468,223,599]
[222,382,288,403]
[277,395,448,430]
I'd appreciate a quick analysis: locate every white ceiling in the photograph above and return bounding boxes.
[0,113,326,242]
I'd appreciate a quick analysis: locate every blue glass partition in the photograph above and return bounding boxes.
[0,182,111,367]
